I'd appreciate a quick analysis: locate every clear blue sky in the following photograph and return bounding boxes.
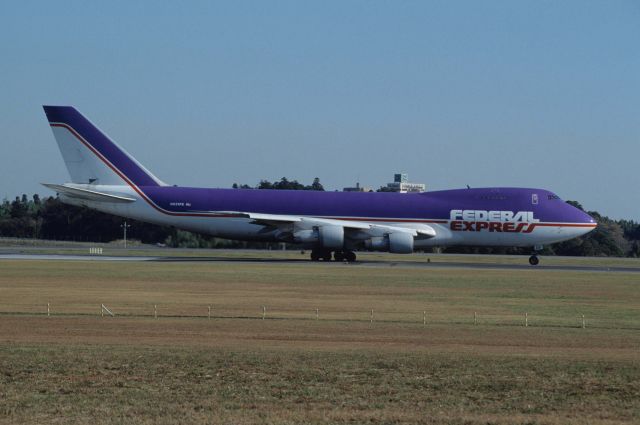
[1,1,638,219]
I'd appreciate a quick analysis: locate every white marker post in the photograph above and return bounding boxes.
[370,309,374,324]
[154,304,157,319]
[208,305,211,320]
[582,314,586,329]
[101,304,114,317]
[525,312,528,327]
[315,308,319,321]
[474,311,477,326]
[47,302,50,317]
[262,306,266,320]
[423,310,426,327]
[121,221,131,249]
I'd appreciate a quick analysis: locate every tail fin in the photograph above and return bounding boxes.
[43,106,165,187]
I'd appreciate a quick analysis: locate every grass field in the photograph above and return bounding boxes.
[1,257,639,424]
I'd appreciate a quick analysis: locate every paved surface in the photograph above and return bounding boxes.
[0,254,157,261]
[1,253,639,273]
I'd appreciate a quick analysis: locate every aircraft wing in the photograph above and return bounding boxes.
[205,211,436,238]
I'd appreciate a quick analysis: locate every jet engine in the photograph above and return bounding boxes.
[293,225,344,249]
[318,225,344,249]
[364,232,414,253]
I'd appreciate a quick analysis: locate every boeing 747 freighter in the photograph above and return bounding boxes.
[42,106,597,265]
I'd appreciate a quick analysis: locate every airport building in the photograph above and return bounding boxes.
[385,173,426,193]
[342,182,373,192]
[343,174,426,193]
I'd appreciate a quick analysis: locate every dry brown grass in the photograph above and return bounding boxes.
[0,259,639,424]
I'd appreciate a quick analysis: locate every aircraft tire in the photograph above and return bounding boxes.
[310,250,321,261]
[529,255,539,266]
[344,251,356,262]
[334,251,345,262]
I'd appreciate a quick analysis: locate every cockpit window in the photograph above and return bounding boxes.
[547,194,561,200]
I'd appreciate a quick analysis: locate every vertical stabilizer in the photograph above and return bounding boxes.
[43,106,165,187]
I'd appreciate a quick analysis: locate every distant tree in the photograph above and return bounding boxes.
[274,177,305,190]
[251,177,324,191]
[0,199,9,219]
[618,219,640,241]
[308,177,324,191]
[258,180,273,189]
[566,200,584,210]
[232,183,252,189]
[10,197,27,219]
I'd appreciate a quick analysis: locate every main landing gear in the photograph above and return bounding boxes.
[310,249,356,262]
[529,245,542,266]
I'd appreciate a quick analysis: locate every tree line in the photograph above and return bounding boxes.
[1,179,639,257]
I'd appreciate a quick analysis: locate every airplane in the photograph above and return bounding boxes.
[41,106,597,265]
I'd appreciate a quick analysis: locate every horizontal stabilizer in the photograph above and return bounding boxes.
[41,183,136,203]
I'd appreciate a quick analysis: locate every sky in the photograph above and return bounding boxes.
[1,1,638,220]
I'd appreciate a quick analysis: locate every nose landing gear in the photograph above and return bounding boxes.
[529,245,543,266]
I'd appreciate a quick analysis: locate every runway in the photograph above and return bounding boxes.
[1,252,639,273]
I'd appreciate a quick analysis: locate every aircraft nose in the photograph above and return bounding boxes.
[566,204,597,235]
[564,202,595,224]
[582,211,596,225]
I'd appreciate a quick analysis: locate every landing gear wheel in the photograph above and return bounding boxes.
[310,250,321,261]
[334,251,345,262]
[344,251,357,262]
[529,255,539,266]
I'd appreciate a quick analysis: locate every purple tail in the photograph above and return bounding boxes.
[43,106,165,187]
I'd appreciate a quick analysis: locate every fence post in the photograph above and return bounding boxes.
[525,312,528,327]
[582,314,586,329]
[474,311,477,326]
[423,310,426,327]
[47,302,50,317]
[262,305,266,320]
[208,305,211,320]
[315,308,319,321]
[154,304,157,319]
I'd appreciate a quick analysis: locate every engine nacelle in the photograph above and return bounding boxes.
[364,232,414,253]
[388,232,414,253]
[292,229,318,244]
[364,236,388,251]
[318,225,344,249]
